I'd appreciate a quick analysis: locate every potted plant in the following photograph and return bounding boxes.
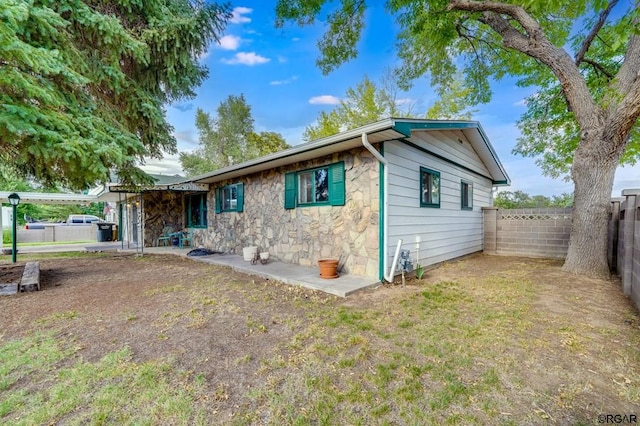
[318,259,339,279]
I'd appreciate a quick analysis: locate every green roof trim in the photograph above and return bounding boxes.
[392,120,479,137]
[391,119,511,186]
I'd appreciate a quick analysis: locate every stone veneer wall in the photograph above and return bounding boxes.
[195,147,381,278]
[143,191,184,246]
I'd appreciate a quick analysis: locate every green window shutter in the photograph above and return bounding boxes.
[214,188,221,213]
[284,172,296,209]
[236,183,244,212]
[329,161,345,206]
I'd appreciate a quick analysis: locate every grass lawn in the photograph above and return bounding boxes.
[0,253,638,425]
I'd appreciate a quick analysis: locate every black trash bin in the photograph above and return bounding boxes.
[96,222,114,242]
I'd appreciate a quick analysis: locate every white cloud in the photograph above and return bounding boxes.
[221,52,270,65]
[513,98,527,107]
[218,35,241,50]
[172,130,197,148]
[396,98,415,106]
[270,75,298,86]
[309,95,340,105]
[230,7,252,24]
[141,155,184,176]
[277,56,287,63]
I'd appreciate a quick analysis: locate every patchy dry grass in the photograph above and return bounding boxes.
[0,253,638,425]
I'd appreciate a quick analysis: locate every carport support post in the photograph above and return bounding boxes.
[8,193,20,263]
[11,205,16,263]
[0,199,3,252]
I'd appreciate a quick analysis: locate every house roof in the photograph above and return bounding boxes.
[188,118,511,186]
[103,173,209,195]
[149,174,186,185]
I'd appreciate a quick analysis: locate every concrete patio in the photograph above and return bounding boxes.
[138,246,383,297]
[11,242,383,297]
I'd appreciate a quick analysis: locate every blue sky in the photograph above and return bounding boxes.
[143,2,638,197]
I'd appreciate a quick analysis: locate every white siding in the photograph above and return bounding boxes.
[410,129,491,176]
[385,134,493,272]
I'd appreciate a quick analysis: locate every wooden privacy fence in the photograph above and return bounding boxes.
[482,188,640,311]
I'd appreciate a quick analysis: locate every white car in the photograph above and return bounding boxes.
[66,215,101,225]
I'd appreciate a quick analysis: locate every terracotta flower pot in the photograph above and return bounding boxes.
[318,259,339,279]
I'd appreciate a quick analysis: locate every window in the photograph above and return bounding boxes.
[285,162,345,209]
[420,167,440,208]
[186,193,207,227]
[215,183,244,213]
[461,181,473,210]
[298,167,329,204]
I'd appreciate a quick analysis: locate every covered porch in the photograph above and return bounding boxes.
[105,178,209,250]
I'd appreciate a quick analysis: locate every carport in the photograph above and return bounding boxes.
[0,190,121,251]
[1,174,207,255]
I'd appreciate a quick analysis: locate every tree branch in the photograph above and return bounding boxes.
[447,0,601,128]
[574,0,618,65]
[447,0,541,37]
[583,58,615,79]
[605,3,640,142]
[614,5,640,95]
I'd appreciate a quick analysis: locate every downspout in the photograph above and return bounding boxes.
[361,132,401,282]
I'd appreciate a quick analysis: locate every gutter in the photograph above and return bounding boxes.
[361,132,400,282]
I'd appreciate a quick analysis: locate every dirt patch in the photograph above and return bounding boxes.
[0,264,24,295]
[0,252,638,423]
[0,263,24,283]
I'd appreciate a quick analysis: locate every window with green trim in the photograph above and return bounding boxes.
[185,193,207,228]
[215,183,244,213]
[284,162,345,209]
[420,167,440,208]
[461,181,473,210]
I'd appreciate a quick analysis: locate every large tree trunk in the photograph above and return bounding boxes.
[562,137,618,279]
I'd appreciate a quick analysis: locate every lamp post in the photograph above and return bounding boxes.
[8,193,20,263]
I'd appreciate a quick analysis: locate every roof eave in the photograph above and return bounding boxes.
[390,120,511,185]
[189,118,398,184]
[184,117,510,187]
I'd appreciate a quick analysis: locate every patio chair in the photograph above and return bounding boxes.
[178,229,193,249]
[157,227,175,247]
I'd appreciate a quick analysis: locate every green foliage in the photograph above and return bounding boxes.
[494,190,573,209]
[303,74,415,141]
[0,0,231,189]
[415,263,425,280]
[425,72,477,120]
[303,110,343,141]
[181,95,290,176]
[247,132,291,157]
[513,7,639,177]
[276,0,640,173]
